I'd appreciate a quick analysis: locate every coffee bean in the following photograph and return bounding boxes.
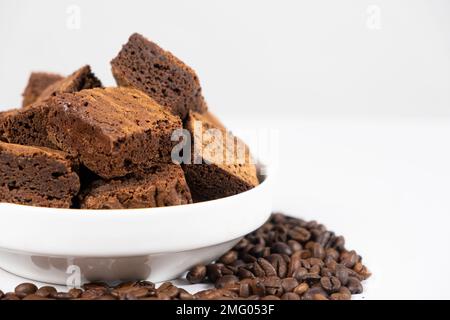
[157,282,179,299]
[287,240,302,252]
[257,258,277,277]
[293,282,309,296]
[289,226,311,242]
[281,292,300,300]
[2,293,20,300]
[346,277,363,294]
[239,283,251,298]
[219,250,238,265]
[335,264,349,285]
[15,283,37,298]
[238,266,255,279]
[178,288,194,300]
[36,286,57,298]
[320,276,341,293]
[312,243,325,259]
[68,288,83,299]
[215,275,239,289]
[187,264,207,284]
[281,277,299,293]
[271,242,292,255]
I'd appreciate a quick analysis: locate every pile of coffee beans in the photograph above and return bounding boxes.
[0,213,370,300]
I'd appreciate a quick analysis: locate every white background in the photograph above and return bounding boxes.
[1,0,450,299]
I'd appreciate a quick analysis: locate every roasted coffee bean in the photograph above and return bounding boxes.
[126,287,149,300]
[287,240,302,252]
[2,293,20,300]
[271,242,292,255]
[335,264,349,285]
[238,266,255,279]
[257,258,277,277]
[281,277,299,293]
[239,283,251,298]
[310,264,321,274]
[206,264,223,282]
[267,254,288,278]
[215,275,239,289]
[68,288,83,299]
[178,288,194,300]
[262,276,283,296]
[187,264,207,284]
[341,250,359,268]
[157,282,179,299]
[289,226,311,242]
[312,243,325,259]
[320,276,341,293]
[293,282,309,296]
[219,250,238,265]
[281,292,300,300]
[347,277,363,294]
[249,278,266,296]
[36,286,57,298]
[242,253,257,263]
[302,287,328,300]
[83,282,109,291]
[15,283,37,298]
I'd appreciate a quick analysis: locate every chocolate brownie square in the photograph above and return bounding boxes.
[46,87,183,179]
[0,110,17,142]
[183,111,259,202]
[111,33,207,119]
[0,141,80,208]
[0,103,58,149]
[22,72,64,107]
[79,164,192,209]
[35,65,102,104]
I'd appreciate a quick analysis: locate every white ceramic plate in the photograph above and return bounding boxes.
[0,165,272,285]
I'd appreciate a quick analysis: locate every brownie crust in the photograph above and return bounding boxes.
[0,141,80,208]
[22,72,63,107]
[111,33,207,119]
[183,111,259,202]
[46,87,183,179]
[79,164,192,209]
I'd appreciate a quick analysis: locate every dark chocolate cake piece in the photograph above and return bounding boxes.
[111,33,207,119]
[183,111,259,202]
[79,164,192,209]
[22,72,63,107]
[46,87,183,179]
[0,141,80,208]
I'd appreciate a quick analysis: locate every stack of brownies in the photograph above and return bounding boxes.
[0,33,259,209]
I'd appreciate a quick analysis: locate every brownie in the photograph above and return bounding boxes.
[0,110,17,142]
[79,164,192,209]
[35,65,102,104]
[0,141,80,208]
[111,33,207,119]
[22,72,63,107]
[46,87,183,179]
[0,103,58,149]
[183,111,259,202]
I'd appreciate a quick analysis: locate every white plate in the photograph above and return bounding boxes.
[0,165,272,285]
